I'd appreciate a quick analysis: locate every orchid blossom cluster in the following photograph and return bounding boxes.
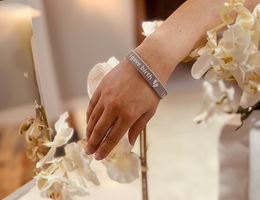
[20,57,140,199]
[20,110,140,200]
[191,0,260,122]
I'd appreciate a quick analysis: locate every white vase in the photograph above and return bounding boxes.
[248,110,260,200]
[219,111,260,200]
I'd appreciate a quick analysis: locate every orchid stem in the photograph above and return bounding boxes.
[140,126,148,200]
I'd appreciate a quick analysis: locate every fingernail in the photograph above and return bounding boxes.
[85,145,93,155]
[129,138,136,146]
[94,152,102,160]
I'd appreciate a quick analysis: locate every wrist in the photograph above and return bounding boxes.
[126,50,168,99]
[135,33,177,85]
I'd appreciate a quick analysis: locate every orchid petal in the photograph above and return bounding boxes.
[52,128,73,147]
[87,57,119,98]
[36,147,56,168]
[236,5,254,30]
[204,69,219,82]
[191,54,222,79]
[65,143,100,186]
[54,112,69,132]
[102,135,140,183]
[241,87,260,108]
[103,152,140,183]
[220,3,234,24]
[253,4,260,19]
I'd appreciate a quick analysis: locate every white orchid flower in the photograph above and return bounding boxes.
[36,112,73,168]
[35,143,99,200]
[194,80,237,123]
[142,20,163,37]
[36,167,89,200]
[36,141,99,199]
[221,24,253,65]
[102,135,140,183]
[87,57,119,98]
[219,24,251,64]
[63,142,100,186]
[192,24,251,80]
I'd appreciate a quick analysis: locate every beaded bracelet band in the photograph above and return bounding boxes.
[126,50,168,99]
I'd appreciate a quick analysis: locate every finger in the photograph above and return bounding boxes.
[86,89,101,123]
[94,118,130,160]
[128,111,154,146]
[86,98,104,141]
[86,110,117,155]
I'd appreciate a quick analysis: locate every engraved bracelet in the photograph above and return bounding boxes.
[126,50,168,99]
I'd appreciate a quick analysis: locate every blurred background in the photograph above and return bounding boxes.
[0,0,231,199]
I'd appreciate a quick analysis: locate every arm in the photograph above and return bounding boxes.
[136,0,259,84]
[86,0,259,160]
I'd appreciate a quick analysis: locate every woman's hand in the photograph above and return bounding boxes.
[86,58,159,160]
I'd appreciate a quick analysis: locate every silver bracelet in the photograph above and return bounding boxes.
[126,50,168,99]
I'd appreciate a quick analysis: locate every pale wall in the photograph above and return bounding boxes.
[43,0,136,101]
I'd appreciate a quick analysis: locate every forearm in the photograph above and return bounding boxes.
[135,0,259,85]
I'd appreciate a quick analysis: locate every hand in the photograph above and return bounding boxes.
[85,58,159,160]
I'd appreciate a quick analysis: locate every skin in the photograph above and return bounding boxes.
[86,0,259,160]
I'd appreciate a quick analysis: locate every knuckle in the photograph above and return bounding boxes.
[105,136,117,146]
[90,113,98,122]
[104,88,112,96]
[89,97,95,107]
[86,142,97,154]
[86,125,92,134]
[122,112,131,120]
[88,139,98,150]
[86,110,91,120]
[98,146,109,157]
[150,109,156,117]
[109,98,120,109]
[92,127,101,138]
[87,116,98,133]
[91,127,106,143]
[105,97,121,112]
[121,108,134,120]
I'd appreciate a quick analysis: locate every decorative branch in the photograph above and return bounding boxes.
[140,126,148,200]
[236,100,260,130]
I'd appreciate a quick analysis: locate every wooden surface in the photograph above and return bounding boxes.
[0,124,34,199]
[145,0,186,20]
[134,0,146,45]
